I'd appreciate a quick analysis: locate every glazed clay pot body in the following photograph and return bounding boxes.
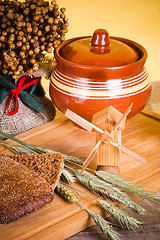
[50,29,151,122]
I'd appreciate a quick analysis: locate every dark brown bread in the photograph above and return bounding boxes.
[9,151,64,188]
[0,156,54,224]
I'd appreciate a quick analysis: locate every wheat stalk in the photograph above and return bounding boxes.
[0,131,45,154]
[88,211,120,240]
[0,132,145,238]
[98,200,142,230]
[96,171,160,205]
[60,153,84,166]
[62,182,142,231]
[0,134,151,212]
[61,168,76,184]
[73,170,146,214]
[56,183,120,240]
[64,155,160,206]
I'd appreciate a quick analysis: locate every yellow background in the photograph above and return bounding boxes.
[43,0,160,87]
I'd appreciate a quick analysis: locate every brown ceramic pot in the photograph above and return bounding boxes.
[50,29,151,122]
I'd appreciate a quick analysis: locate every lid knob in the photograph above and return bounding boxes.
[91,29,110,47]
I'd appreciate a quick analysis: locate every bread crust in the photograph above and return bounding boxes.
[0,156,54,224]
[9,151,64,188]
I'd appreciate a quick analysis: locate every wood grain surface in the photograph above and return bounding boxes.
[0,112,160,240]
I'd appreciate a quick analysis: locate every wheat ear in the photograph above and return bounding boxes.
[56,183,120,240]
[61,168,76,184]
[73,170,146,214]
[98,200,142,230]
[62,182,142,231]
[96,171,160,205]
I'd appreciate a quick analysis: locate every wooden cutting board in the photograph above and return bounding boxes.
[0,113,160,240]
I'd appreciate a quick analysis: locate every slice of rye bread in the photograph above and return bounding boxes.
[8,151,64,189]
[0,156,54,224]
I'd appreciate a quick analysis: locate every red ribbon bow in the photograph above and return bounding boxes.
[7,75,41,116]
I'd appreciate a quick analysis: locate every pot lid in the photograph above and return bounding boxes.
[60,29,139,67]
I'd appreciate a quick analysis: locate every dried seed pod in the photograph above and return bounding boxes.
[33,26,38,34]
[8,61,14,67]
[0,0,68,77]
[1,23,7,29]
[30,58,36,65]
[60,7,66,13]
[37,30,42,37]
[18,65,23,72]
[16,22,23,28]
[34,47,40,54]
[17,15,24,22]
[8,70,14,75]
[27,35,32,40]
[23,8,30,15]
[11,65,17,71]
[22,59,27,65]
[49,36,54,42]
[16,41,22,48]
[9,43,16,50]
[48,17,54,25]
[33,63,39,71]
[9,51,16,57]
[39,17,44,24]
[53,10,59,17]
[20,51,26,58]
[45,25,50,32]
[6,22,12,27]
[54,18,59,25]
[21,45,27,51]
[47,42,53,48]
[18,31,24,36]
[28,49,34,56]
[51,0,56,5]
[54,4,59,10]
[25,42,30,50]
[30,38,35,44]
[64,22,69,28]
[60,35,65,41]
[63,17,68,23]
[30,4,36,10]
[25,17,30,22]
[12,57,18,63]
[22,37,27,43]
[0,36,6,42]
[27,27,32,33]
[22,22,26,28]
[33,15,40,22]
[48,5,54,12]
[9,27,15,34]
[47,47,52,53]
[2,69,8,74]
[44,15,49,20]
[40,45,45,51]
[17,35,23,41]
[26,22,32,28]
[34,36,39,41]
[60,13,66,19]
[2,31,7,36]
[14,70,20,76]
[27,68,33,75]
[51,25,57,31]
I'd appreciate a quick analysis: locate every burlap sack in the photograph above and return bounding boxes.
[0,75,55,139]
